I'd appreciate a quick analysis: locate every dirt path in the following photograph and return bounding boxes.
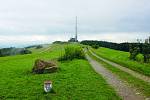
[89,50,150,83]
[86,54,145,100]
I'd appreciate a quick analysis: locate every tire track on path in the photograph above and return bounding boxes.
[89,50,150,83]
[86,54,145,100]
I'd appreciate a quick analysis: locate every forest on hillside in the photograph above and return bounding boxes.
[81,39,150,63]
[0,47,31,57]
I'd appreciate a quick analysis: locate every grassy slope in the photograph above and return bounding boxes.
[92,47,150,76]
[88,51,150,97]
[27,44,51,54]
[0,44,120,100]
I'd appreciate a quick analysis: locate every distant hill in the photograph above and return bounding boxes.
[0,47,32,57]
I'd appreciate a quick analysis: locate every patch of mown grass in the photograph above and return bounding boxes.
[51,60,121,100]
[92,47,150,76]
[0,44,121,100]
[88,51,150,97]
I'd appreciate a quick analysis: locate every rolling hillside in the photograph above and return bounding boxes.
[0,44,120,100]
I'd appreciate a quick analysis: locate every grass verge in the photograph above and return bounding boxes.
[87,50,150,97]
[92,47,150,76]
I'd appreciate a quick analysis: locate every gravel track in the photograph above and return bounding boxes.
[89,50,150,83]
[86,54,145,100]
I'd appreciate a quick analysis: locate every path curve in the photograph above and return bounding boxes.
[89,50,150,83]
[86,54,145,100]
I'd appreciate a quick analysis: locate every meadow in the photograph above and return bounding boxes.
[0,44,121,100]
[92,47,150,76]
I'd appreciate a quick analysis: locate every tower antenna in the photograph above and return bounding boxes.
[75,16,78,42]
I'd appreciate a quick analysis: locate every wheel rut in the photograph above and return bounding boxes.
[89,50,150,83]
[86,54,145,100]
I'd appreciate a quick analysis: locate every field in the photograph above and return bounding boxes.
[0,44,120,100]
[92,47,150,76]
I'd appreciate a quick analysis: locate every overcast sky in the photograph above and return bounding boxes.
[0,0,150,47]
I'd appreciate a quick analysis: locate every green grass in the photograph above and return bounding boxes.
[88,51,150,97]
[92,47,150,76]
[27,44,51,54]
[0,44,121,100]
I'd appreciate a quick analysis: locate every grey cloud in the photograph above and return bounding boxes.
[0,0,150,47]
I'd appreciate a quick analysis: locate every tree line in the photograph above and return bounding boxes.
[0,47,32,57]
[81,40,132,51]
[80,40,150,63]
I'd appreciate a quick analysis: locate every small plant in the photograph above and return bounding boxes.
[58,46,85,61]
[92,45,99,49]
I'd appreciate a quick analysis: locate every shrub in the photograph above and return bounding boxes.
[142,43,150,63]
[129,44,140,60]
[58,46,85,61]
[92,45,99,49]
[20,49,32,54]
[36,45,43,49]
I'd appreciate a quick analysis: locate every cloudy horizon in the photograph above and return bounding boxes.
[0,0,150,47]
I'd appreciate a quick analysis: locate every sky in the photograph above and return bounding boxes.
[0,0,150,47]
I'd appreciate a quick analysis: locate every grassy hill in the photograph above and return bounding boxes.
[0,44,120,100]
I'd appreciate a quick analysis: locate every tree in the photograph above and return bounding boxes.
[36,45,43,49]
[92,45,99,49]
[142,43,150,63]
[129,44,140,60]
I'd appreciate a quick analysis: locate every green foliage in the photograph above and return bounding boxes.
[36,45,43,49]
[129,45,140,60]
[135,54,144,62]
[142,43,150,63]
[59,45,85,61]
[20,49,32,54]
[53,41,62,44]
[53,41,69,44]
[81,40,130,52]
[92,45,99,49]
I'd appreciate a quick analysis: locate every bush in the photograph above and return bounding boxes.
[36,45,43,49]
[58,46,85,61]
[129,46,140,60]
[92,45,99,49]
[142,43,150,63]
[20,49,32,54]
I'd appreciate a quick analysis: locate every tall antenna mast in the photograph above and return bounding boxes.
[75,16,78,42]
